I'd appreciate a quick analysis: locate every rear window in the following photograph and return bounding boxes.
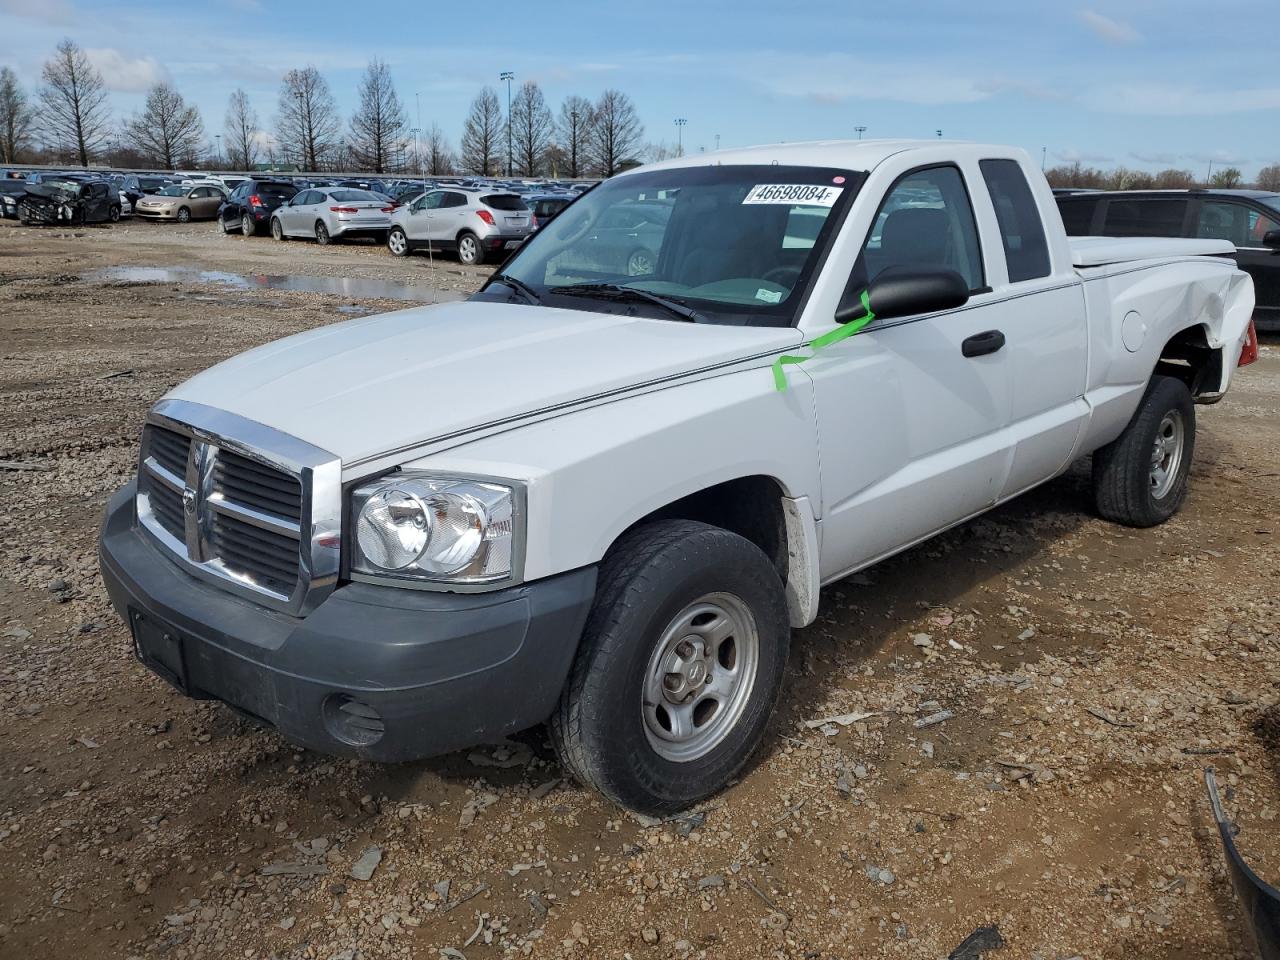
[979,159,1050,282]
[0,181,24,194]
[256,182,297,198]
[1101,198,1189,238]
[330,189,378,202]
[482,194,529,211]
[1056,197,1099,235]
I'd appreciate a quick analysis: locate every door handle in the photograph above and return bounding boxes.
[961,330,1006,358]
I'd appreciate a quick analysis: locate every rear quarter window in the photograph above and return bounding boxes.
[1101,198,1189,238]
[1055,197,1099,235]
[482,194,528,211]
[979,159,1050,282]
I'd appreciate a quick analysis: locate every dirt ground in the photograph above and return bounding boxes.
[1,216,1278,960]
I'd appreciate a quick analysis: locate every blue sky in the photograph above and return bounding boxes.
[2,0,1278,175]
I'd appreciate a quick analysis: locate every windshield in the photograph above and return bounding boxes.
[157,185,187,197]
[490,164,861,326]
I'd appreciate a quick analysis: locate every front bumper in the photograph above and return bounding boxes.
[99,482,596,761]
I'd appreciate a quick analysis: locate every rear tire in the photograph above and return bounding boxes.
[550,520,790,815]
[456,231,483,265]
[241,214,256,237]
[387,227,409,257]
[315,220,330,245]
[1092,374,1195,527]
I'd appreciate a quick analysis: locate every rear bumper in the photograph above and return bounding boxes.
[331,219,391,237]
[99,482,596,761]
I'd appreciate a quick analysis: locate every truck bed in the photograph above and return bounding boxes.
[1068,236,1236,268]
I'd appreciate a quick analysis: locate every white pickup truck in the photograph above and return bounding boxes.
[99,140,1258,813]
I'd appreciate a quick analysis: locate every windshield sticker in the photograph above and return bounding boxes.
[743,184,843,207]
[755,288,783,304]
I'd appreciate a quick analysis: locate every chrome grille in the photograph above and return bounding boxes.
[134,400,342,616]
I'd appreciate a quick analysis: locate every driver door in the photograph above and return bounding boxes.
[807,163,1014,578]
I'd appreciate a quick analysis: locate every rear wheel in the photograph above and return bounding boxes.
[315,220,330,245]
[550,520,790,814]
[176,206,191,224]
[1093,374,1196,527]
[241,214,256,237]
[271,218,286,241]
[387,227,409,257]
[457,231,483,265]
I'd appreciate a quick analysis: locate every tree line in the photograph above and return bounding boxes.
[1045,161,1280,192]
[0,38,647,178]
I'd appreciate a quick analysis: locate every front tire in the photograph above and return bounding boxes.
[456,231,484,265]
[108,205,121,223]
[271,217,286,241]
[387,227,409,257]
[550,520,790,815]
[1093,374,1196,527]
[176,206,191,224]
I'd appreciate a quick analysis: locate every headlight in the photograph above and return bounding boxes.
[351,475,518,585]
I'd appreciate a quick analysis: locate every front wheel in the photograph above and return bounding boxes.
[1093,374,1196,527]
[387,227,409,257]
[550,520,790,815]
[271,218,286,241]
[315,220,330,245]
[456,231,484,265]
[176,206,191,224]
[108,205,121,223]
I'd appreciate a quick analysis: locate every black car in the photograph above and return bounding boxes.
[17,176,122,225]
[218,179,299,236]
[1056,188,1280,330]
[0,179,26,219]
[525,193,574,230]
[120,173,180,208]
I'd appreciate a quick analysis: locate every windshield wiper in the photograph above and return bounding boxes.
[553,283,703,323]
[489,273,543,306]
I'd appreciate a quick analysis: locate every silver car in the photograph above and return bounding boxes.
[387,188,533,265]
[270,187,392,245]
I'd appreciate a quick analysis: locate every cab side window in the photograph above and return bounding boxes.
[979,159,1050,282]
[858,165,985,293]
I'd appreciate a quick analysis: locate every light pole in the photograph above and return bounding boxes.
[936,129,943,138]
[854,125,866,140]
[215,134,222,169]
[674,118,687,156]
[1206,160,1214,185]
[1042,146,1047,170]
[570,109,580,178]
[714,133,720,151]
[500,71,514,177]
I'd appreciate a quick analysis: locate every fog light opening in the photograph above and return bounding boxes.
[322,694,386,747]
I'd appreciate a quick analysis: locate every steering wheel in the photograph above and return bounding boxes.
[760,265,801,287]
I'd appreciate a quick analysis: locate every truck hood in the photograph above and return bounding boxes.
[166,300,800,466]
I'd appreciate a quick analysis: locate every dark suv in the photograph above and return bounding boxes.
[1056,188,1280,329]
[218,179,299,236]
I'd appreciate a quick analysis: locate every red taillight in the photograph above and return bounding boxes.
[476,209,495,226]
[248,194,263,207]
[1238,319,1259,367]
[531,215,540,229]
[380,206,394,213]
[329,206,359,213]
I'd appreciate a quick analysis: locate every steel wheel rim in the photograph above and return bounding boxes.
[641,592,760,763]
[389,230,406,254]
[1150,409,1185,500]
[627,251,652,276]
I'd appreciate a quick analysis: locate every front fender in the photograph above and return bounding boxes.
[407,367,823,588]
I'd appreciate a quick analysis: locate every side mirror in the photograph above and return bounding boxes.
[1263,229,1280,252]
[841,266,970,323]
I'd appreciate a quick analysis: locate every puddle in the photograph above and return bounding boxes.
[85,265,464,304]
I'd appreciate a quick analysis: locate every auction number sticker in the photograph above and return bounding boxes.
[743,184,843,207]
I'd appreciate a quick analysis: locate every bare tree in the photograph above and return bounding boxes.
[276,66,339,171]
[224,89,259,170]
[587,89,642,178]
[460,86,503,175]
[556,95,593,179]
[508,80,552,177]
[643,141,679,163]
[0,67,35,164]
[1258,164,1280,192]
[348,59,407,174]
[1209,167,1243,189]
[39,39,111,167]
[423,123,454,175]
[125,83,204,169]
[1152,168,1195,188]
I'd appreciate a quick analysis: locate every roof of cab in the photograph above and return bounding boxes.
[629,139,1025,176]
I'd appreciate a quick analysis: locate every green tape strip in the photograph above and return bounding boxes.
[772,290,874,391]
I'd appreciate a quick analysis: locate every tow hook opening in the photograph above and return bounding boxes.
[322,694,386,747]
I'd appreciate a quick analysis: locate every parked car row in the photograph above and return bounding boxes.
[1055,187,1280,329]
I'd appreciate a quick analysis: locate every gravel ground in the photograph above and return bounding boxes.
[1,216,1278,960]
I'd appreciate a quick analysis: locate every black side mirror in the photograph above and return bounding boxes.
[838,266,970,323]
[1263,229,1280,252]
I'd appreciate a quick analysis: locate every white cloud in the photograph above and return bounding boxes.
[740,52,997,106]
[84,48,170,93]
[1077,10,1141,45]
[1086,83,1280,115]
[0,0,73,25]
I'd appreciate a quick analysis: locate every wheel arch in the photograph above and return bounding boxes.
[1154,322,1226,402]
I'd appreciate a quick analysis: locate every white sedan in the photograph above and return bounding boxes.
[270,187,393,245]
